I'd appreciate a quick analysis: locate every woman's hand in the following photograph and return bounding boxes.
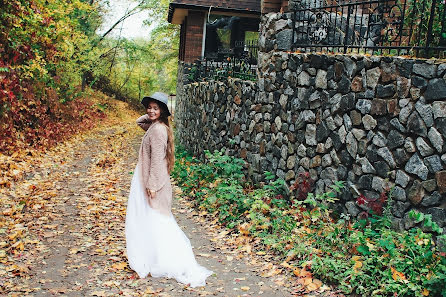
[147,189,156,199]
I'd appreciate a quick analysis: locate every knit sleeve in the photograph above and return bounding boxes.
[146,124,168,192]
[136,114,151,131]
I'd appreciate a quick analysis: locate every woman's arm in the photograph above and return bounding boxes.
[136,114,151,131]
[146,124,168,194]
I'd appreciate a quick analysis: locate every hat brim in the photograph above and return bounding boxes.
[141,96,171,116]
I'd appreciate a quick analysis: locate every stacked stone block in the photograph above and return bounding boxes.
[175,52,446,229]
[175,12,446,230]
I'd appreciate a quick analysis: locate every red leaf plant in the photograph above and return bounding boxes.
[289,172,315,201]
[356,190,389,217]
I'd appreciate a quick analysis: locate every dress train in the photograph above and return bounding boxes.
[125,164,212,287]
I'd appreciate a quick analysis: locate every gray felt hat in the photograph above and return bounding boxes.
[141,92,171,116]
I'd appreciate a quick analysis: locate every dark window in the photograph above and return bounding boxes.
[205,15,259,61]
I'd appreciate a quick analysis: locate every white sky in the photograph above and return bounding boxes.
[97,0,152,39]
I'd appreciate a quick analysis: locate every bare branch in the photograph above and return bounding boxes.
[93,0,146,47]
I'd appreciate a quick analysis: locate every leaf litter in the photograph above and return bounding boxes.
[1,100,343,296]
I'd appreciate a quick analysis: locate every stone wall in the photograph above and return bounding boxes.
[258,52,446,229]
[175,14,446,230]
[175,78,258,162]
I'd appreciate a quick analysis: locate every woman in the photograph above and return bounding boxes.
[125,92,212,287]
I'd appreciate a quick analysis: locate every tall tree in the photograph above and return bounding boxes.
[86,0,179,102]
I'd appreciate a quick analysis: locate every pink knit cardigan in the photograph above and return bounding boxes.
[136,115,170,193]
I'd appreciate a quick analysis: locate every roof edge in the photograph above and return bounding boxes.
[168,3,261,23]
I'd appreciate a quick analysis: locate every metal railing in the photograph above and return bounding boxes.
[205,40,259,62]
[291,0,446,57]
[184,57,257,83]
[185,40,259,83]
[235,39,259,61]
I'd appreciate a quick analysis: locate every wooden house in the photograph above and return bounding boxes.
[167,0,289,62]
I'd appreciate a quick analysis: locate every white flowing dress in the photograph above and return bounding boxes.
[125,163,213,287]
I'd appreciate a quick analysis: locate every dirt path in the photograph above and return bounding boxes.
[2,118,296,297]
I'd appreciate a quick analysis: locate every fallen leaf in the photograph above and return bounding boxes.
[391,266,407,282]
[90,290,106,296]
[111,262,127,270]
[306,278,323,291]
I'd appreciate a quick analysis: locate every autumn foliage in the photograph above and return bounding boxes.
[289,172,314,201]
[0,0,104,154]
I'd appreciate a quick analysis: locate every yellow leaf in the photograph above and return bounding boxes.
[366,242,375,251]
[312,279,323,288]
[94,248,105,255]
[391,266,407,282]
[353,256,363,273]
[293,267,312,278]
[306,279,322,291]
[238,222,251,235]
[16,241,24,251]
[422,288,429,296]
[297,277,313,286]
[8,231,22,241]
[111,262,127,270]
[280,261,291,268]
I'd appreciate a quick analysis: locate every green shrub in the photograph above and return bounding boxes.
[173,147,446,296]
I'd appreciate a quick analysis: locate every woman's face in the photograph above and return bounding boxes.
[146,101,161,121]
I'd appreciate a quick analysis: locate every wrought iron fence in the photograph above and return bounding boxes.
[205,40,259,62]
[184,57,257,83]
[235,39,259,61]
[185,40,259,83]
[291,0,446,57]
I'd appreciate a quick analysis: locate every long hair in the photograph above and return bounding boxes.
[158,106,175,173]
